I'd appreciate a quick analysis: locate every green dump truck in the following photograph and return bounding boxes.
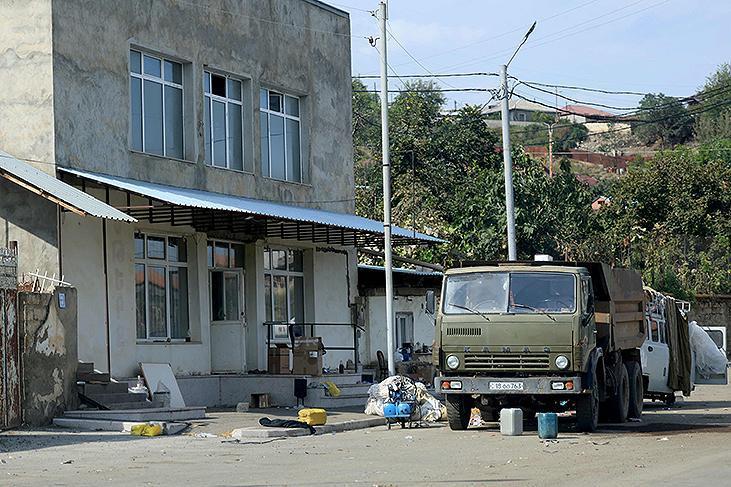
[433,260,646,432]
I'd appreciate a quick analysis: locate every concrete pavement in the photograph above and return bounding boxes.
[1,383,730,486]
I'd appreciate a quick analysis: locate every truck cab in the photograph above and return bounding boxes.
[434,261,645,432]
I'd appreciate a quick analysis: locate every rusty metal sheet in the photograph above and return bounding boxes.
[0,247,21,430]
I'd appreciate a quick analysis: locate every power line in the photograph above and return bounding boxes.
[354,88,497,94]
[388,0,602,70]
[354,71,499,80]
[385,21,458,90]
[439,0,669,72]
[514,79,649,97]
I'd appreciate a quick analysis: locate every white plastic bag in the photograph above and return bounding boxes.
[689,321,728,378]
[363,376,444,422]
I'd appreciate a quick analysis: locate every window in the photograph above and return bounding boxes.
[130,49,184,159]
[260,88,304,183]
[134,233,189,340]
[207,240,245,322]
[263,247,305,338]
[204,71,249,171]
[396,312,414,348]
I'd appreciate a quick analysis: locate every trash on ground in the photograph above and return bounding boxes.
[130,423,163,437]
[259,417,316,434]
[364,375,445,423]
[194,432,217,438]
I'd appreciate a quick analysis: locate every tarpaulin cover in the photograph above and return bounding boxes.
[689,321,728,378]
[666,296,692,395]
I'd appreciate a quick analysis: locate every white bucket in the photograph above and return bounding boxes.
[499,408,523,436]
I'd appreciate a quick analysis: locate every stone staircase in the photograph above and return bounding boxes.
[76,361,163,410]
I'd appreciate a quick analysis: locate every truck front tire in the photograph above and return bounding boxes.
[445,394,470,430]
[626,361,643,419]
[576,370,599,432]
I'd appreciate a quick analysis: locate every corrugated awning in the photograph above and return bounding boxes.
[0,151,136,222]
[59,167,445,247]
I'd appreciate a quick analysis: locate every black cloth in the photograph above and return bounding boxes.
[259,417,316,434]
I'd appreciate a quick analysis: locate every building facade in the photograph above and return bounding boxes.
[0,0,438,379]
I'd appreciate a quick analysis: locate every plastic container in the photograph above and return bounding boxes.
[537,412,558,439]
[298,408,327,426]
[499,408,523,436]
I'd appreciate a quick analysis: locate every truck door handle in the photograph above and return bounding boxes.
[648,346,654,352]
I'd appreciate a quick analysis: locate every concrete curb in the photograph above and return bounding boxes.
[231,417,386,439]
[53,417,189,435]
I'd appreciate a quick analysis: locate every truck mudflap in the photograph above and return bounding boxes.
[436,376,583,395]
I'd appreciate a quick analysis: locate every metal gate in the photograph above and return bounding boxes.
[0,247,21,430]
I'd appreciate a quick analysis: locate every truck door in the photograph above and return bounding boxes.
[641,310,672,394]
[692,326,728,385]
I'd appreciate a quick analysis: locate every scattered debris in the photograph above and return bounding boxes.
[657,437,669,441]
[194,432,217,438]
[591,440,610,445]
[62,460,74,465]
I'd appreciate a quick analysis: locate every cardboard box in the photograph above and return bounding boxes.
[268,344,290,374]
[292,337,324,376]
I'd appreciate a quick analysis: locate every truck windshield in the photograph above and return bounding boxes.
[443,272,576,315]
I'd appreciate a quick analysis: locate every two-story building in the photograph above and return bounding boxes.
[0,0,440,390]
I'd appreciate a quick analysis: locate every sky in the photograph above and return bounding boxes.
[329,0,731,113]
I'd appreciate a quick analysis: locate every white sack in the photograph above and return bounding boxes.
[364,375,444,422]
[689,321,728,378]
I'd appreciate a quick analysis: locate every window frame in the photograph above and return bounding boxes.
[129,49,185,159]
[134,232,190,342]
[260,88,303,183]
[204,70,247,172]
[263,246,306,339]
[206,239,246,324]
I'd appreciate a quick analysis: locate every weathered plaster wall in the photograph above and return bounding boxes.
[311,246,357,368]
[689,295,731,355]
[20,287,78,425]
[50,0,354,213]
[363,291,436,366]
[0,0,60,278]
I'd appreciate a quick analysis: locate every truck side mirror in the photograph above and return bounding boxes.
[425,290,436,316]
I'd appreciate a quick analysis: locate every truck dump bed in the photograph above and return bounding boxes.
[585,262,645,351]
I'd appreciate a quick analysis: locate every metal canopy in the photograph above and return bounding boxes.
[0,151,136,222]
[58,168,445,248]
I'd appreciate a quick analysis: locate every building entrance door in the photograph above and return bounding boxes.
[210,270,246,373]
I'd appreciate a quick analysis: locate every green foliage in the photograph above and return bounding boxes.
[632,93,694,147]
[695,63,731,142]
[352,79,731,297]
[554,123,589,152]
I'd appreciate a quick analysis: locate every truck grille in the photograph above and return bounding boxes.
[446,327,482,336]
[464,353,550,370]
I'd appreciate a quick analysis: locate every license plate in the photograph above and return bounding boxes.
[489,381,524,391]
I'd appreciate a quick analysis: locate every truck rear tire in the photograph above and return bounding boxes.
[576,371,599,432]
[604,363,630,423]
[445,394,470,430]
[626,361,643,419]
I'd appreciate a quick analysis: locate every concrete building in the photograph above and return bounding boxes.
[0,0,439,392]
[484,99,557,127]
[357,265,442,366]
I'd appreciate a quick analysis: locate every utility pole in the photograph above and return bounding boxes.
[499,21,536,261]
[377,0,396,376]
[547,122,554,177]
[499,64,518,261]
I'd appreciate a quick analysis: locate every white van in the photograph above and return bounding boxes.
[641,291,728,404]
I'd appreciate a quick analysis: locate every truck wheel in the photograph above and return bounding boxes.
[445,394,470,430]
[576,371,599,432]
[626,361,643,419]
[605,363,630,423]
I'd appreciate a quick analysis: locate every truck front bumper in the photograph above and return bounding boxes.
[436,375,583,395]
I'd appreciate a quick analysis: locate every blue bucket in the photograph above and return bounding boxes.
[537,412,558,439]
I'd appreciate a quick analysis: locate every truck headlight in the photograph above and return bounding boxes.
[555,355,570,370]
[446,355,460,370]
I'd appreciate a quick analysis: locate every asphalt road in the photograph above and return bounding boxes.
[2,383,730,486]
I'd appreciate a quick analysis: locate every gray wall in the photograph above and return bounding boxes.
[20,287,78,425]
[0,0,60,278]
[50,0,354,213]
[689,295,731,356]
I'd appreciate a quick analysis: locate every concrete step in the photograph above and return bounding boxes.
[63,406,206,422]
[86,392,148,404]
[306,393,369,409]
[81,382,129,395]
[77,371,111,383]
[77,361,95,375]
[92,401,164,410]
[306,373,371,386]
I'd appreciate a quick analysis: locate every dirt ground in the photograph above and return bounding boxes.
[2,383,730,486]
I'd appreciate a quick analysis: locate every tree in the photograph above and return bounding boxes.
[695,63,731,142]
[554,123,588,152]
[632,93,694,147]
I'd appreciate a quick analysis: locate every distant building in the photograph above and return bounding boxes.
[561,105,631,135]
[592,196,612,211]
[484,99,557,127]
